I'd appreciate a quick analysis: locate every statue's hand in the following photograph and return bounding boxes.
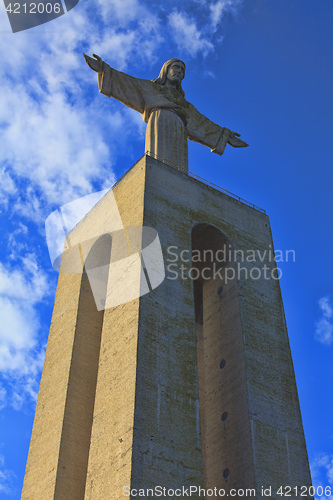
[228,131,248,148]
[83,53,104,73]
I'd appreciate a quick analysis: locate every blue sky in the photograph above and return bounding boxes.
[0,0,332,497]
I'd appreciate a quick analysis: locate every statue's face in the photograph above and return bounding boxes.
[166,62,185,86]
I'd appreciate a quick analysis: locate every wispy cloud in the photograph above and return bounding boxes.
[311,453,333,500]
[0,386,6,410]
[168,11,214,57]
[0,454,16,496]
[0,1,160,217]
[315,296,333,346]
[1,82,112,206]
[210,0,243,32]
[0,169,16,209]
[168,0,243,57]
[0,253,50,409]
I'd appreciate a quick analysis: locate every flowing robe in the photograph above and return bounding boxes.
[98,64,232,172]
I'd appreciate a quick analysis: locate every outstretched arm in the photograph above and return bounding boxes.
[83,53,149,115]
[186,102,248,156]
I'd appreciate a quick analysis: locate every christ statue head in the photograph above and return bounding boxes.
[152,59,186,97]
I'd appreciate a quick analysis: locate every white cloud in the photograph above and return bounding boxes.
[0,256,48,304]
[210,0,242,32]
[168,1,243,57]
[7,223,29,260]
[204,70,217,79]
[168,11,214,58]
[316,319,333,345]
[0,386,6,410]
[0,78,112,209]
[311,454,333,500]
[0,169,16,208]
[96,0,160,33]
[0,454,15,495]
[315,296,333,346]
[0,2,162,216]
[96,0,142,25]
[0,256,49,409]
[319,296,333,319]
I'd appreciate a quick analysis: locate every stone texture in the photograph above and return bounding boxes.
[22,155,312,499]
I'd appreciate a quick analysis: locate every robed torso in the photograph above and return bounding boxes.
[98,64,231,172]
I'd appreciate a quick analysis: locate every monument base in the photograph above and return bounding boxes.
[22,155,312,499]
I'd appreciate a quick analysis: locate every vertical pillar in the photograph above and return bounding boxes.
[22,266,104,500]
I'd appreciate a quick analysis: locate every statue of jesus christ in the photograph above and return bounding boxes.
[84,55,248,172]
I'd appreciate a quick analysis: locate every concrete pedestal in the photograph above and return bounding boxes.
[22,155,312,499]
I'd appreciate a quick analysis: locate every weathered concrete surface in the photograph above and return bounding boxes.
[22,162,147,499]
[22,155,312,499]
[141,156,312,498]
[21,271,82,500]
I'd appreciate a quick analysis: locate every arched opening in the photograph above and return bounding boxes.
[54,234,112,499]
[192,223,253,495]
